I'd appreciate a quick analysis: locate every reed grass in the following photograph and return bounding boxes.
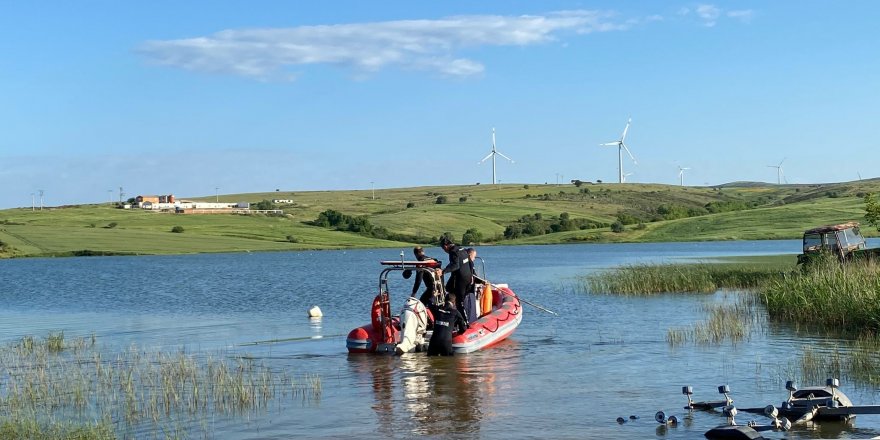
[667,301,753,346]
[759,259,880,333]
[0,333,322,439]
[583,263,784,295]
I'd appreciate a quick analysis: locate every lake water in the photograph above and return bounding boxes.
[2,240,880,439]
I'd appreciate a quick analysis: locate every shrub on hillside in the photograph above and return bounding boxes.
[252,200,278,210]
[611,221,625,233]
[171,226,184,233]
[462,228,483,245]
[436,195,448,204]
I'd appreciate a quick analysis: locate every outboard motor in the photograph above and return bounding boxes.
[397,296,428,354]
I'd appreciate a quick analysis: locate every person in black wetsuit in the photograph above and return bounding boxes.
[437,237,474,316]
[427,294,467,356]
[411,246,440,306]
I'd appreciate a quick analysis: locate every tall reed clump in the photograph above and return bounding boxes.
[759,259,880,333]
[667,301,754,346]
[770,334,880,389]
[0,333,322,439]
[583,263,784,295]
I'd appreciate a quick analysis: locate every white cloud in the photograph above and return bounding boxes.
[139,11,626,80]
[678,4,755,27]
[695,4,722,27]
[727,10,755,23]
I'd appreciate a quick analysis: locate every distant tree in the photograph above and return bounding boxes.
[461,228,483,245]
[611,221,625,233]
[865,193,880,231]
[252,199,277,210]
[560,212,570,220]
[459,196,468,203]
[596,179,603,184]
[436,195,448,204]
[523,184,530,189]
[171,226,184,233]
[406,202,416,208]
[126,197,136,204]
[503,224,523,239]
[285,235,299,243]
[573,180,583,187]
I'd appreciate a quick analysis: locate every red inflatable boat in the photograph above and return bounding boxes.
[346,258,522,354]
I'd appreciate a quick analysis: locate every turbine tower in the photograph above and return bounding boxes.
[479,128,514,185]
[678,166,691,186]
[767,158,785,185]
[600,117,637,183]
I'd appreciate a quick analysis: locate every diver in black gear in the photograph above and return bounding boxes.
[427,294,467,356]
[438,237,474,317]
[411,246,440,306]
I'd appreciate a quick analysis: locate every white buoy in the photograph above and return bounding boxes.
[308,305,323,318]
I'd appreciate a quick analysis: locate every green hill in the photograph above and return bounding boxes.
[2,180,879,258]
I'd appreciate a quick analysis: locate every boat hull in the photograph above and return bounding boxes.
[346,285,521,354]
[451,285,521,353]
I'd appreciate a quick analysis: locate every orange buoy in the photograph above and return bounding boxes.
[480,282,493,316]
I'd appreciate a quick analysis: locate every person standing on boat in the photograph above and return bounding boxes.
[437,237,473,317]
[411,246,440,306]
[427,294,467,356]
[461,248,479,324]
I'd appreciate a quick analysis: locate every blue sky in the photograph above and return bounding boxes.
[1,1,878,208]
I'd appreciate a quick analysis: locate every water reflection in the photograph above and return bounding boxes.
[406,355,482,436]
[347,343,520,439]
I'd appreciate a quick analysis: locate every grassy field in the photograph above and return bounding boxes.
[2,179,879,258]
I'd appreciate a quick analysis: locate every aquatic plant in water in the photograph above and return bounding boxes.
[760,259,880,333]
[666,299,754,346]
[0,333,322,439]
[583,263,783,295]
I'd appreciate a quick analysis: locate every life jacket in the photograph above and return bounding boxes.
[370,292,394,344]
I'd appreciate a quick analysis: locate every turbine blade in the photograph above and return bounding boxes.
[479,152,493,163]
[621,142,637,165]
[496,151,514,162]
[620,117,631,142]
[779,157,786,166]
[599,142,619,146]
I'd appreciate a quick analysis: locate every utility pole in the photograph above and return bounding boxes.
[38,190,44,210]
[215,187,219,203]
[31,193,35,211]
[371,182,375,200]
[119,187,124,204]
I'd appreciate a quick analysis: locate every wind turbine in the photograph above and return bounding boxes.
[622,172,634,183]
[600,117,637,183]
[479,128,514,185]
[678,166,691,186]
[767,158,785,185]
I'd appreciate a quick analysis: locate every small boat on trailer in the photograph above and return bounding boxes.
[346,257,522,354]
